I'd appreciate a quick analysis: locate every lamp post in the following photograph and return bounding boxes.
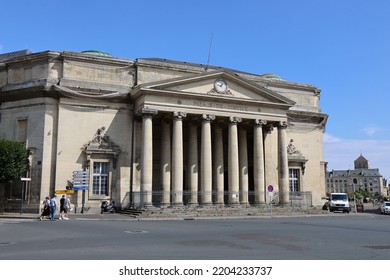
[353,178,358,214]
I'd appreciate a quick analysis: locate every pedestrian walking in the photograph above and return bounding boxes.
[49,195,57,221]
[62,195,71,220]
[39,197,51,220]
[59,195,65,220]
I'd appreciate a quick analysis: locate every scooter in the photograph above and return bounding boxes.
[100,200,116,214]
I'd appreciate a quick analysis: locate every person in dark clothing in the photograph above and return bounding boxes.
[39,197,51,220]
[59,195,65,220]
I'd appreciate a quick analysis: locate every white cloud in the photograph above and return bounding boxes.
[323,133,342,143]
[360,126,382,137]
[324,133,390,179]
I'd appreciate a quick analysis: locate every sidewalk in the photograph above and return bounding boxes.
[0,203,381,221]
[0,212,138,221]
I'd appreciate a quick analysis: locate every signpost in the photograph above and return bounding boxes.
[72,171,90,190]
[72,171,90,213]
[267,185,274,217]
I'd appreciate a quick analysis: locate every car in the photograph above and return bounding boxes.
[380,201,390,215]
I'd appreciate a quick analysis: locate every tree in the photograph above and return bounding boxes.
[0,139,28,212]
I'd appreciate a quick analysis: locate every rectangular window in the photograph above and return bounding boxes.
[289,169,300,192]
[92,162,109,196]
[17,119,27,145]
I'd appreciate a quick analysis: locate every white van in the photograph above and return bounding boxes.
[328,193,351,213]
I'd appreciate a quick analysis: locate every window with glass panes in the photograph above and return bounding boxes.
[289,169,300,192]
[92,162,109,195]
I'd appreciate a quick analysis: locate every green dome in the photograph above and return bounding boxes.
[261,73,286,81]
[81,50,113,57]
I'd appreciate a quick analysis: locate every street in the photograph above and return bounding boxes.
[0,213,390,260]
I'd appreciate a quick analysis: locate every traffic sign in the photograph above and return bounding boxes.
[73,187,89,191]
[72,170,90,190]
[73,171,89,178]
[55,189,75,194]
[73,171,89,175]
[267,185,274,192]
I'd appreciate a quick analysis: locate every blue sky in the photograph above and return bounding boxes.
[2,0,390,179]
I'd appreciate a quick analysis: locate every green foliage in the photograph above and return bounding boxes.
[0,139,28,182]
[360,189,371,199]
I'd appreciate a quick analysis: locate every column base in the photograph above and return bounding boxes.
[213,203,225,208]
[187,203,199,208]
[227,202,241,208]
[142,203,155,209]
[159,203,171,209]
[240,202,251,208]
[198,203,214,208]
[252,201,267,207]
[170,203,184,208]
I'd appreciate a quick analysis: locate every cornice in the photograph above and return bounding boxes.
[61,51,134,67]
[2,50,62,65]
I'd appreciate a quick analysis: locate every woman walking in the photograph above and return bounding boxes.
[39,197,50,220]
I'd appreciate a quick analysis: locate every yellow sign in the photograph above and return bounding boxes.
[55,190,75,194]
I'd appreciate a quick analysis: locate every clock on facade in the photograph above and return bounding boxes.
[214,79,228,93]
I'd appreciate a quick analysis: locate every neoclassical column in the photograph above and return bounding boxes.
[213,125,224,206]
[160,119,171,207]
[239,127,249,206]
[254,119,267,205]
[172,111,187,207]
[264,124,277,204]
[201,114,215,206]
[278,121,289,205]
[187,122,198,206]
[140,108,158,208]
[228,116,241,205]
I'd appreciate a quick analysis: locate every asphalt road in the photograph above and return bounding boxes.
[0,214,389,260]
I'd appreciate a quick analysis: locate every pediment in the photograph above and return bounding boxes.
[134,70,295,106]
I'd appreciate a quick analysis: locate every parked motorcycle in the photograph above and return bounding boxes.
[100,200,116,214]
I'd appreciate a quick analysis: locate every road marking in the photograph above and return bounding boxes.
[124,230,148,234]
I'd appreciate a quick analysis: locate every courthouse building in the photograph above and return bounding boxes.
[0,49,328,213]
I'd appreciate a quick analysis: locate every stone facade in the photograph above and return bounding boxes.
[326,154,388,197]
[0,50,328,213]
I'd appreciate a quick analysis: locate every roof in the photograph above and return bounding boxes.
[326,168,382,177]
[0,49,32,62]
[355,154,368,162]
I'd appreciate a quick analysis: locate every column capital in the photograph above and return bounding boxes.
[229,116,242,123]
[278,120,288,128]
[138,108,158,117]
[202,114,215,122]
[254,119,267,126]
[173,111,187,119]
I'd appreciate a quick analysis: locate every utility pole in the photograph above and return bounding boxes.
[353,178,358,214]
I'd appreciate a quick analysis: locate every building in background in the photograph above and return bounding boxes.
[326,154,388,198]
[0,49,328,213]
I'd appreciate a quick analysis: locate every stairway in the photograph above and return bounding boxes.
[118,208,145,218]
